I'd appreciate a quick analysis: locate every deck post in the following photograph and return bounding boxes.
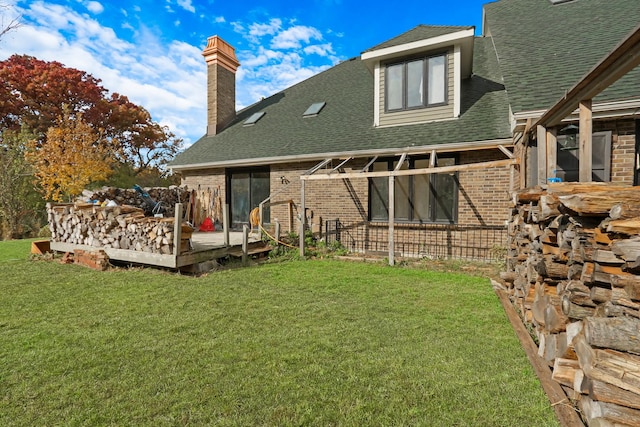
[242,224,249,265]
[223,204,230,246]
[388,175,395,266]
[275,220,281,248]
[579,99,593,182]
[173,203,183,261]
[300,179,306,257]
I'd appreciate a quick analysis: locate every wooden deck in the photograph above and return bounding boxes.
[50,230,264,270]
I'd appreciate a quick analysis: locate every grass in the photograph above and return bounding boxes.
[0,240,558,426]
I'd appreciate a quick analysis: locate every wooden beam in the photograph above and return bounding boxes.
[299,179,305,257]
[546,128,557,181]
[498,144,515,159]
[534,23,640,128]
[329,157,352,174]
[301,158,518,181]
[173,203,183,257]
[537,125,547,185]
[579,100,593,182]
[361,156,378,172]
[223,204,230,246]
[388,175,395,266]
[394,153,407,171]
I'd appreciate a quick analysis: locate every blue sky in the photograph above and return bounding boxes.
[0,0,487,146]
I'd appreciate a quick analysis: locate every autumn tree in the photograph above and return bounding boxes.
[0,127,42,239]
[0,55,182,177]
[26,109,112,202]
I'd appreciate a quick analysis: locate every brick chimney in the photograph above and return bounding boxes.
[202,36,240,136]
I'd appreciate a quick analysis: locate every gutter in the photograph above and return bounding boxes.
[169,138,513,172]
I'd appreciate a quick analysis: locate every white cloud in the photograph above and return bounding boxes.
[271,25,322,49]
[85,1,104,14]
[248,18,282,40]
[0,1,206,145]
[231,21,245,33]
[303,43,334,57]
[214,16,226,23]
[0,2,345,146]
[176,0,195,13]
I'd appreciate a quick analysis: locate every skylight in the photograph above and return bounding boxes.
[243,111,265,126]
[303,102,326,117]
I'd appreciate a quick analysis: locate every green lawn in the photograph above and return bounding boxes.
[0,240,558,426]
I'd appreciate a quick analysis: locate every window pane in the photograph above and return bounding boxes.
[370,162,389,220]
[394,161,410,220]
[387,64,403,110]
[413,159,430,222]
[252,172,270,222]
[556,136,580,182]
[370,177,388,220]
[431,173,456,222]
[427,55,446,105]
[406,60,424,108]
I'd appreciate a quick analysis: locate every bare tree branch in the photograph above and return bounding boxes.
[0,3,21,41]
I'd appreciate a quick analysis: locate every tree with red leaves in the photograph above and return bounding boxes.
[0,54,182,175]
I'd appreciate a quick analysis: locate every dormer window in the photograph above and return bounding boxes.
[385,53,447,112]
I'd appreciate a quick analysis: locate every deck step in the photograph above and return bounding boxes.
[227,242,273,258]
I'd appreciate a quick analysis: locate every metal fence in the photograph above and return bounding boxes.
[324,220,507,261]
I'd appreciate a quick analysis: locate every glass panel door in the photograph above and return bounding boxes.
[229,169,270,228]
[230,172,250,226]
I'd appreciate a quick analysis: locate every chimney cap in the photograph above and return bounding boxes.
[203,35,240,72]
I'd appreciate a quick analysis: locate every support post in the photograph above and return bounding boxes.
[275,220,281,249]
[223,204,230,246]
[579,99,593,182]
[288,201,293,233]
[242,224,249,265]
[173,203,183,257]
[388,175,395,266]
[537,125,547,185]
[300,179,306,257]
[546,128,557,180]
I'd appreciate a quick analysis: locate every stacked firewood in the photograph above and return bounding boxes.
[47,203,193,255]
[503,182,640,426]
[82,186,189,217]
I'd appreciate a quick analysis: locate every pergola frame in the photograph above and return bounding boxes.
[298,145,518,265]
[529,24,640,185]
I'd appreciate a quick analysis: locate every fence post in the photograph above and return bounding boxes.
[242,224,249,265]
[388,175,395,266]
[223,204,230,246]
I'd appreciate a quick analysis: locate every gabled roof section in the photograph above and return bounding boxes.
[361,25,476,78]
[484,0,640,115]
[363,25,474,53]
[169,38,510,171]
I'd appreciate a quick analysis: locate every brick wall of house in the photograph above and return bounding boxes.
[594,119,636,185]
[457,148,513,227]
[178,150,512,257]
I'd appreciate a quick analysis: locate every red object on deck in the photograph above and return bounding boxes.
[199,217,215,232]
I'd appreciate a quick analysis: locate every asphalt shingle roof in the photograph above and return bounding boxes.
[170,37,510,168]
[484,0,640,114]
[363,25,475,53]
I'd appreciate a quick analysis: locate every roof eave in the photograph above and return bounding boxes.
[511,98,640,132]
[169,138,513,172]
